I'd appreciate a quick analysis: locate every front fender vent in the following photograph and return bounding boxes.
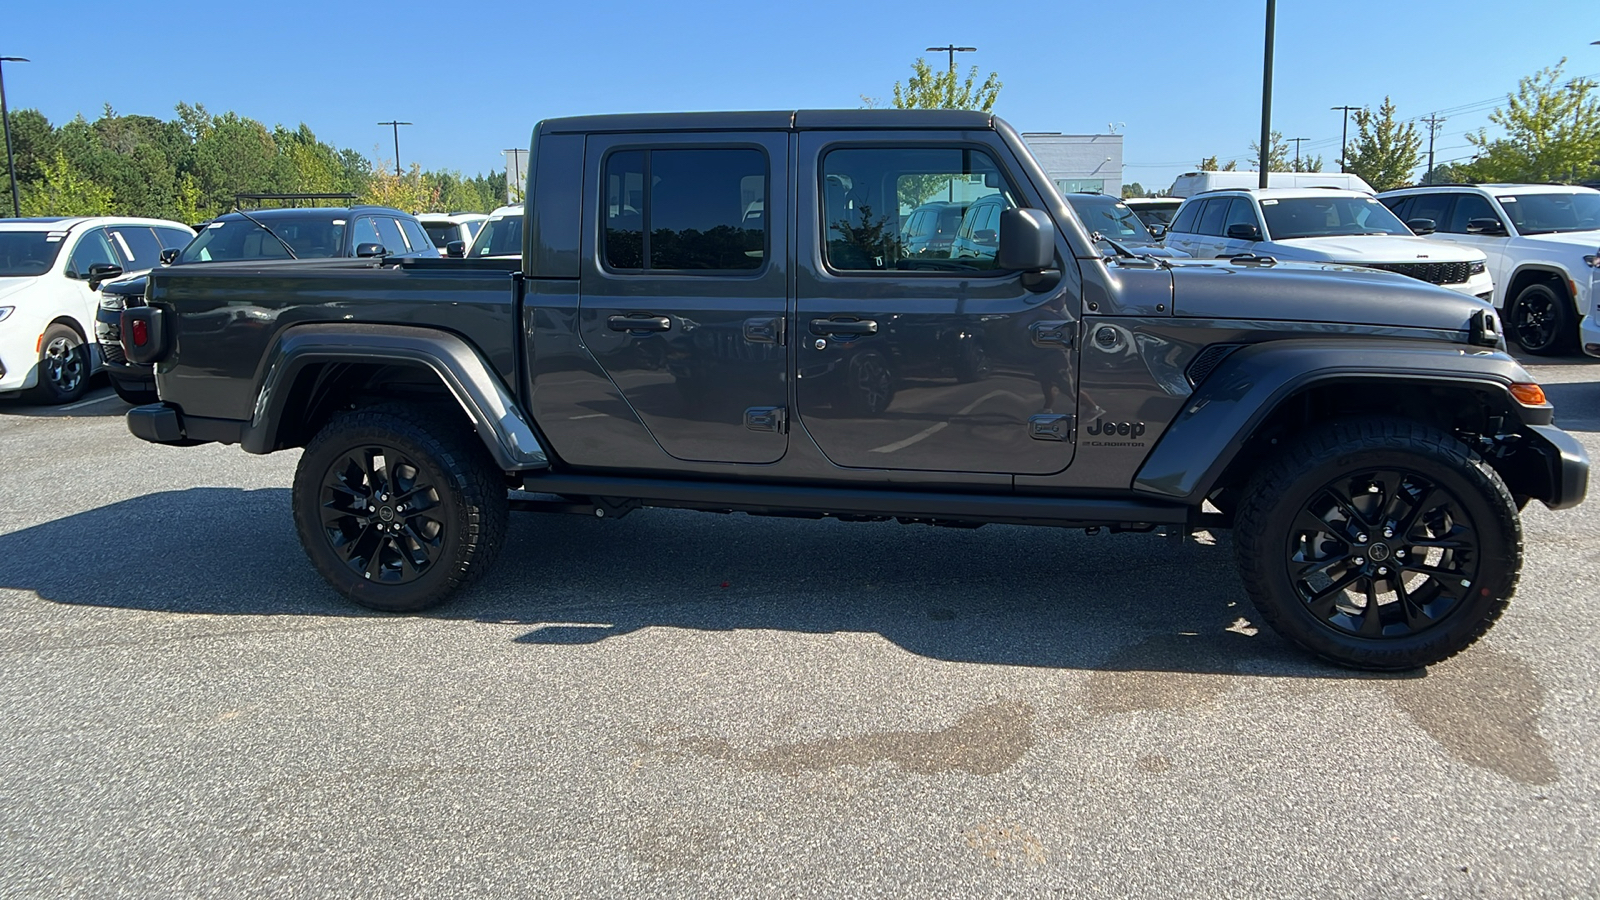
[1185,343,1244,387]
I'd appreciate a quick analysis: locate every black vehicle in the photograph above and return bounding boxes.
[120,110,1588,671]
[96,205,439,403]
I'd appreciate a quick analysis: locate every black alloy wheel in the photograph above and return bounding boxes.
[1511,283,1573,356]
[292,404,508,612]
[26,324,89,404]
[1234,418,1520,670]
[847,352,894,416]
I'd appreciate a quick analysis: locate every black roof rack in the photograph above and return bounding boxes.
[234,192,359,209]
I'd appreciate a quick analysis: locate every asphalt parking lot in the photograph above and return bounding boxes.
[2,363,1598,899]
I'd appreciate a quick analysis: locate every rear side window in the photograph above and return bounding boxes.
[1196,198,1230,236]
[108,226,164,267]
[399,218,434,255]
[1169,200,1202,234]
[374,218,408,254]
[603,148,767,272]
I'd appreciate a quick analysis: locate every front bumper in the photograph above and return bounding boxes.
[1511,424,1590,510]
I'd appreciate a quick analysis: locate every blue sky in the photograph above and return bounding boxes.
[3,0,1596,192]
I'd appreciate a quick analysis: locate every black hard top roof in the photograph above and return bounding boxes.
[537,109,996,135]
[211,205,408,219]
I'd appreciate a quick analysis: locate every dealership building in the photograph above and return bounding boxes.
[1021,133,1124,198]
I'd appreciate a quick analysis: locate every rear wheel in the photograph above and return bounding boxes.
[292,403,509,612]
[25,324,90,405]
[1510,282,1574,356]
[1234,418,1520,670]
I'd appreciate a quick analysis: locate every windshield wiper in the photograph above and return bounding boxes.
[1093,232,1170,268]
[231,208,298,260]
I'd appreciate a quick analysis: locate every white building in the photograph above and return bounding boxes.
[1022,133,1124,198]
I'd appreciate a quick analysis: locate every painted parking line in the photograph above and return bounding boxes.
[58,392,122,412]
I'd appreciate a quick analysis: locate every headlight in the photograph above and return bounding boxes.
[99,295,127,312]
[0,306,12,323]
[1469,260,1486,276]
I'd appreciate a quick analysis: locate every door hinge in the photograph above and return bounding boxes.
[743,316,784,344]
[1031,320,1075,348]
[745,406,787,433]
[1029,413,1074,442]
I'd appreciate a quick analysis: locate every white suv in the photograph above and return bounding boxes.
[417,212,488,256]
[1164,188,1494,299]
[0,217,194,403]
[1379,184,1600,356]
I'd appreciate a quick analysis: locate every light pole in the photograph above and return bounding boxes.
[1,55,28,218]
[377,120,412,177]
[1331,105,1360,173]
[925,43,976,83]
[1288,136,1309,170]
[1258,0,1275,188]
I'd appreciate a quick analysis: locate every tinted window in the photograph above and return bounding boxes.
[1496,192,1600,234]
[0,231,65,276]
[67,229,118,277]
[1196,198,1229,236]
[1381,196,1413,220]
[1168,200,1202,234]
[1222,198,1260,234]
[182,216,344,262]
[108,226,164,268]
[1259,196,1410,240]
[1444,194,1500,234]
[1065,195,1153,242]
[350,217,382,250]
[471,216,524,258]
[602,148,765,272]
[154,227,193,251]
[373,218,408,254]
[1402,194,1454,231]
[399,218,435,255]
[424,223,458,248]
[821,146,1016,273]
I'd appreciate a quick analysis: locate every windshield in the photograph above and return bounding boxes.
[469,216,523,257]
[1260,195,1410,240]
[0,231,66,277]
[1066,195,1155,243]
[179,216,346,263]
[1498,192,1600,235]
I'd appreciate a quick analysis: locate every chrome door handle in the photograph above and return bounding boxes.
[809,317,877,336]
[608,315,671,333]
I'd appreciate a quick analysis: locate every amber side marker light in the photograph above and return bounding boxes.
[1510,383,1548,405]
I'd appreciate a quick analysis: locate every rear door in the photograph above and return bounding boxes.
[576,132,790,464]
[792,133,1078,475]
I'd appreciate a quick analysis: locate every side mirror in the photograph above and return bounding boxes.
[445,240,466,258]
[159,248,180,265]
[1147,223,1168,240]
[1406,217,1437,235]
[87,263,124,291]
[1467,217,1507,236]
[998,208,1056,271]
[1226,223,1262,242]
[355,243,388,258]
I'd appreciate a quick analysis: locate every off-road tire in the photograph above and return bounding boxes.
[1233,418,1521,670]
[292,403,509,612]
[25,323,90,405]
[1510,282,1575,356]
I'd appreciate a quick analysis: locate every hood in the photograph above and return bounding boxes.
[0,275,42,303]
[1514,229,1600,252]
[1170,259,1492,333]
[1267,234,1484,264]
[99,274,149,298]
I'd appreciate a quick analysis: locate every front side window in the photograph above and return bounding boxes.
[1444,194,1500,234]
[1403,193,1454,230]
[1168,200,1202,235]
[1496,192,1600,235]
[471,215,524,257]
[603,148,766,272]
[109,226,164,268]
[399,218,434,255]
[1222,198,1260,235]
[1259,196,1410,240]
[155,227,193,251]
[67,228,119,278]
[821,146,1016,273]
[0,231,65,276]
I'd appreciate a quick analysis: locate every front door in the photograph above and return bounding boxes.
[792,135,1079,475]
[577,133,789,464]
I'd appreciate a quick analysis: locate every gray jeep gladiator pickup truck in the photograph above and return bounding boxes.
[121,110,1589,670]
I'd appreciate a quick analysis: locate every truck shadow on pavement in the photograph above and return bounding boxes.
[0,486,1393,679]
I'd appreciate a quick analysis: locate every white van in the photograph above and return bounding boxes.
[1169,171,1374,199]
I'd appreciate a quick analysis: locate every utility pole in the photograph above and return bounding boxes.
[0,55,28,218]
[377,120,412,177]
[1421,114,1446,184]
[1258,0,1275,188]
[1288,136,1310,170]
[1331,105,1360,173]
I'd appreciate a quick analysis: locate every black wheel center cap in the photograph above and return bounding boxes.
[1368,542,1391,562]
[379,507,395,522]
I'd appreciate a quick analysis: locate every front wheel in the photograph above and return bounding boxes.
[25,324,90,405]
[292,403,509,612]
[1510,283,1575,356]
[1233,418,1521,670]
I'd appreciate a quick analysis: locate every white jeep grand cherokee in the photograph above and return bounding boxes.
[1379,184,1600,356]
[0,216,193,403]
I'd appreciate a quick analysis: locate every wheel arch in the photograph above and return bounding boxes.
[1504,265,1573,309]
[241,323,548,473]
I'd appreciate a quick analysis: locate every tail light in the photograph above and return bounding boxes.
[121,307,168,364]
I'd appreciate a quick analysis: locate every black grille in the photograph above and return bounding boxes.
[1363,261,1475,286]
[102,340,128,365]
[1186,343,1243,387]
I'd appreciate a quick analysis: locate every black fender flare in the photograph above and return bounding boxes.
[241,323,549,472]
[1131,339,1548,504]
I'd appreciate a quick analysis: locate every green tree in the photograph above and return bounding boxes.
[21,150,113,216]
[361,160,433,212]
[1338,98,1421,191]
[885,58,1002,111]
[1197,155,1238,171]
[1463,59,1600,183]
[191,112,283,214]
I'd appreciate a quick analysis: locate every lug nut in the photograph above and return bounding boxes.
[1377,567,1388,576]
[1356,533,1368,543]
[1383,528,1394,538]
[1396,549,1406,558]
[1354,556,1366,566]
